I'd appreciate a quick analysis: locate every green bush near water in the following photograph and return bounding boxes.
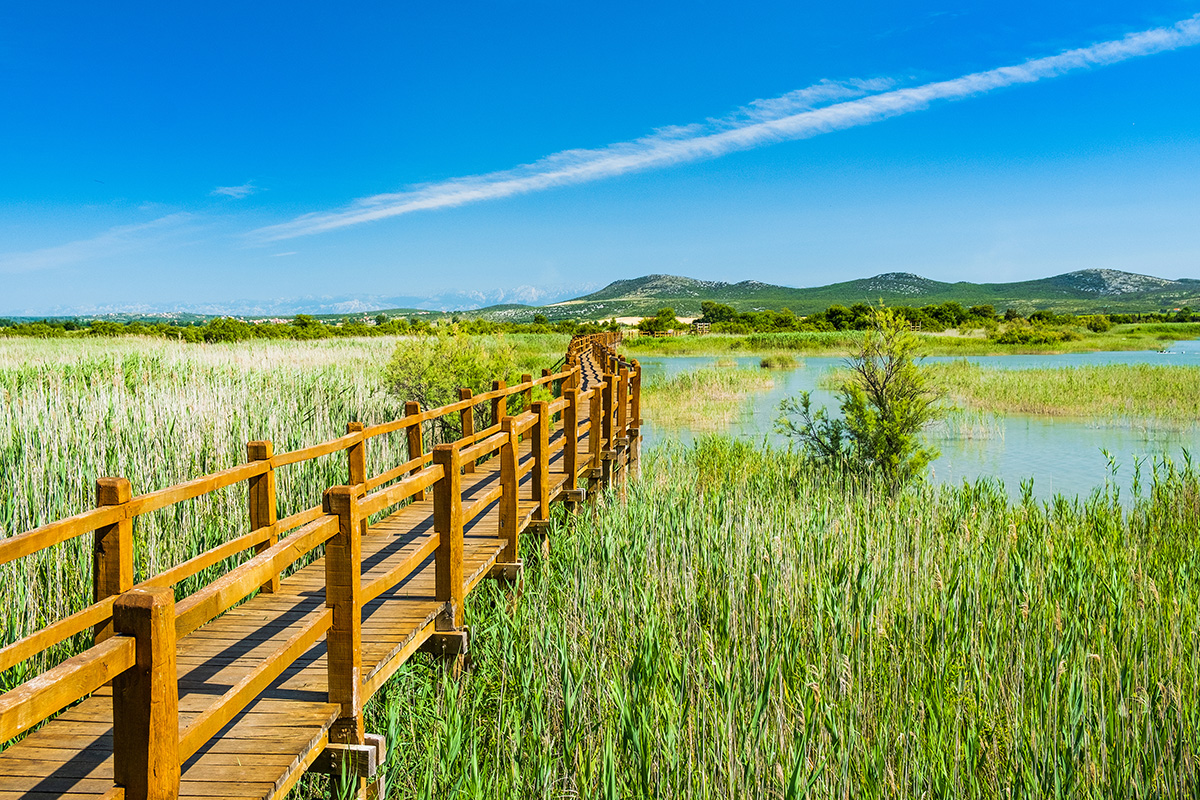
[343,438,1200,799]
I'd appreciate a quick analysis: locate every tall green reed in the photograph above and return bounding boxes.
[351,437,1199,799]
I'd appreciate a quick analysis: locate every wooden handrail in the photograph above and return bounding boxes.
[174,515,338,638]
[359,465,446,519]
[0,635,136,742]
[459,430,509,465]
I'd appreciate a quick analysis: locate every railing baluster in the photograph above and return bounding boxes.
[589,380,603,475]
[324,486,364,747]
[521,373,533,411]
[248,442,281,593]
[531,401,550,522]
[617,366,630,438]
[94,477,133,642]
[432,445,464,631]
[498,418,519,563]
[458,388,476,474]
[601,371,615,485]
[564,386,579,494]
[405,401,426,501]
[491,379,506,428]
[112,587,179,800]
[347,422,369,539]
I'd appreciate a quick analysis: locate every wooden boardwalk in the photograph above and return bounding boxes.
[0,333,640,800]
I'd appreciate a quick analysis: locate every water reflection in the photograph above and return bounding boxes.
[636,340,1200,500]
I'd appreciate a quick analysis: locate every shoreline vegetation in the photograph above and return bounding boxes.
[625,322,1200,357]
[366,439,1200,797]
[641,367,773,430]
[810,361,1200,426]
[930,362,1200,424]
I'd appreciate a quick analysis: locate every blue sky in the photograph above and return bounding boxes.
[2,1,1199,314]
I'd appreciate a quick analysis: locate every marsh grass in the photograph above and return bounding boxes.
[928,361,1200,426]
[759,354,798,369]
[346,438,1200,799]
[641,367,772,430]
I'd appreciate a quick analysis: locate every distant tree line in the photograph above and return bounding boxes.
[0,313,620,342]
[690,300,1198,335]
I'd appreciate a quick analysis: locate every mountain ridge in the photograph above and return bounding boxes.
[471,268,1200,321]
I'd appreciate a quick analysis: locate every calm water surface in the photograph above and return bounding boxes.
[637,340,1200,500]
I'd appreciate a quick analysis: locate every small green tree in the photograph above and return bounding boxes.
[383,332,517,440]
[637,307,683,334]
[776,305,942,488]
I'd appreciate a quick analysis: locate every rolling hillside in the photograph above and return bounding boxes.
[470,269,1200,321]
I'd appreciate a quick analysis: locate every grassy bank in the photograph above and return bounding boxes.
[928,361,1200,424]
[345,438,1200,799]
[625,323,1200,357]
[640,367,773,429]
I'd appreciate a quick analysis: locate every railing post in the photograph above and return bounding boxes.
[617,367,630,440]
[324,486,364,748]
[521,373,533,411]
[346,423,369,540]
[563,387,578,493]
[589,381,603,474]
[531,401,550,522]
[630,360,642,431]
[543,368,557,429]
[405,401,426,501]
[247,442,281,594]
[94,477,134,643]
[601,373,614,485]
[432,445,464,631]
[458,388,476,474]
[498,418,519,563]
[629,361,642,473]
[112,587,179,800]
[491,379,507,428]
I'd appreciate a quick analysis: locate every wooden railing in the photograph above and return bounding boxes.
[0,339,640,800]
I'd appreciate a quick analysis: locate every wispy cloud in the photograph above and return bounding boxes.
[271,251,298,257]
[253,14,1200,242]
[211,181,259,199]
[0,214,194,274]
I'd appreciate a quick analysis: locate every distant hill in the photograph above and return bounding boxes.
[467,269,1200,321]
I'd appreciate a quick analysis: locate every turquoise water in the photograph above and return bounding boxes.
[637,340,1200,500]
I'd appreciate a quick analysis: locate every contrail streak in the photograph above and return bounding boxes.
[254,15,1200,241]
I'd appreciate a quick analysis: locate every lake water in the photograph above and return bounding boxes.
[636,340,1200,501]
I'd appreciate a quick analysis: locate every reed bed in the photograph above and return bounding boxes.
[356,438,1200,799]
[641,367,773,430]
[929,362,1200,426]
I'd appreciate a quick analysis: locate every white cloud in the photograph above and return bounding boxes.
[253,14,1200,242]
[271,251,298,257]
[211,181,259,199]
[0,214,194,274]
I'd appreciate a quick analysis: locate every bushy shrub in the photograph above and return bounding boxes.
[776,305,942,487]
